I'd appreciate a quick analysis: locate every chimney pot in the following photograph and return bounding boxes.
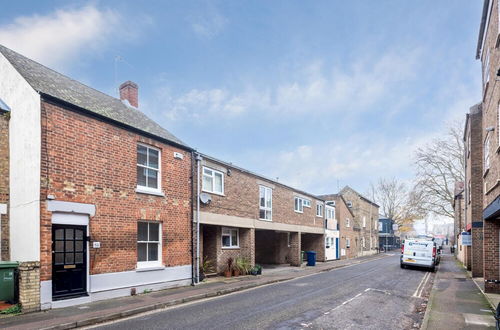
[119,81,139,108]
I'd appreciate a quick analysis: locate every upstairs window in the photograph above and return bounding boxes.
[346,218,350,227]
[137,222,161,268]
[203,167,224,195]
[316,203,324,217]
[483,49,490,89]
[137,144,160,192]
[303,199,311,207]
[346,201,353,208]
[294,197,304,213]
[362,216,366,227]
[485,134,491,172]
[259,186,272,220]
[326,207,335,220]
[346,238,351,248]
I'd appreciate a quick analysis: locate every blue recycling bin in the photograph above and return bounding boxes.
[306,251,316,266]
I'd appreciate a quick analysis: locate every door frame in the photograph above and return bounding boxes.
[51,213,90,300]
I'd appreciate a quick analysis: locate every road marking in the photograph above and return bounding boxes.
[413,272,431,298]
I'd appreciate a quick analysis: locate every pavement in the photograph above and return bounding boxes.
[94,253,431,329]
[0,253,390,330]
[422,253,496,329]
[472,276,500,314]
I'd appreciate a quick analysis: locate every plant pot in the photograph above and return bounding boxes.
[250,270,258,276]
[199,273,205,282]
[233,269,240,277]
[224,270,231,277]
[257,269,262,275]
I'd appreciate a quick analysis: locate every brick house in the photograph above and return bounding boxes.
[337,186,379,256]
[317,194,358,259]
[0,45,193,311]
[464,104,483,277]
[476,0,500,293]
[193,154,328,276]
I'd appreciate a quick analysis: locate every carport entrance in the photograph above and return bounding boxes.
[301,233,325,262]
[255,230,301,266]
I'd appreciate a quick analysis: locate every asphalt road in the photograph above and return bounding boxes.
[95,254,433,330]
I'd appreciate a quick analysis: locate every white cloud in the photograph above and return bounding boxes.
[159,49,422,121]
[189,5,227,39]
[0,5,127,69]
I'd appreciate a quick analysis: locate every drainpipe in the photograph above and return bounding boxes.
[195,153,202,284]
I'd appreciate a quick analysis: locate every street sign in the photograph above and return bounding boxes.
[461,232,471,246]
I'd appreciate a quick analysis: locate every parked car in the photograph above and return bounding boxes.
[400,239,438,272]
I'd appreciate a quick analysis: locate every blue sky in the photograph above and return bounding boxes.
[0,1,483,195]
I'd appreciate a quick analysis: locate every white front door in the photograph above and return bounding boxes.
[325,236,336,260]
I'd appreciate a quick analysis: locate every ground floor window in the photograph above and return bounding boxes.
[346,238,350,248]
[137,221,161,268]
[222,227,239,248]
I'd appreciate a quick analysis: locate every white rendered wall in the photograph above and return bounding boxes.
[0,53,41,261]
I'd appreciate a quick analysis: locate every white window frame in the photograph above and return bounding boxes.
[361,237,366,248]
[221,227,239,248]
[346,218,350,227]
[326,206,335,220]
[303,199,311,208]
[316,203,324,217]
[346,238,350,248]
[362,216,366,228]
[136,144,162,194]
[137,221,162,269]
[483,49,490,88]
[485,133,491,172]
[259,186,272,221]
[294,197,304,213]
[346,201,353,208]
[202,166,224,195]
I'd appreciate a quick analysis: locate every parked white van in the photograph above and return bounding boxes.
[400,239,437,271]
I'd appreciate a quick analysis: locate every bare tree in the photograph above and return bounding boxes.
[370,177,424,226]
[413,121,465,219]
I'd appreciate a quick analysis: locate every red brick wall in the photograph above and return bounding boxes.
[39,100,192,281]
[199,160,324,228]
[0,113,9,260]
[465,107,484,277]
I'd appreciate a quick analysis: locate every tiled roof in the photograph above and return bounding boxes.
[0,44,189,148]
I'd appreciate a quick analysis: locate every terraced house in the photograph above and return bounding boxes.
[0,45,193,311]
[336,186,379,256]
[194,154,328,276]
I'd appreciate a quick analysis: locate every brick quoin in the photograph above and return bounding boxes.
[39,100,192,281]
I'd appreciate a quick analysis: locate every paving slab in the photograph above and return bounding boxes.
[423,254,495,330]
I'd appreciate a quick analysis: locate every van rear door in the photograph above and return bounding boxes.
[403,240,434,267]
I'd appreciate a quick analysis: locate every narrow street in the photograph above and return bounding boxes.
[95,254,433,330]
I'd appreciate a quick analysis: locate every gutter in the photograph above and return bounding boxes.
[476,0,490,59]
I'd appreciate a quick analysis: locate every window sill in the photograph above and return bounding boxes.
[136,265,165,272]
[201,189,225,197]
[135,187,165,197]
[221,247,240,250]
[258,218,272,222]
[294,211,303,214]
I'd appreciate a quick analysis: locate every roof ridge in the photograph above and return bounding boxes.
[0,44,122,105]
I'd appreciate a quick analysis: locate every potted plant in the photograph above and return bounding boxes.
[223,257,233,277]
[200,256,214,282]
[250,264,262,275]
[233,257,242,276]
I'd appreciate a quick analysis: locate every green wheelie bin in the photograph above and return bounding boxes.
[0,261,18,302]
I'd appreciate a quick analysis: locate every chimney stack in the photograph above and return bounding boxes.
[119,81,139,108]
